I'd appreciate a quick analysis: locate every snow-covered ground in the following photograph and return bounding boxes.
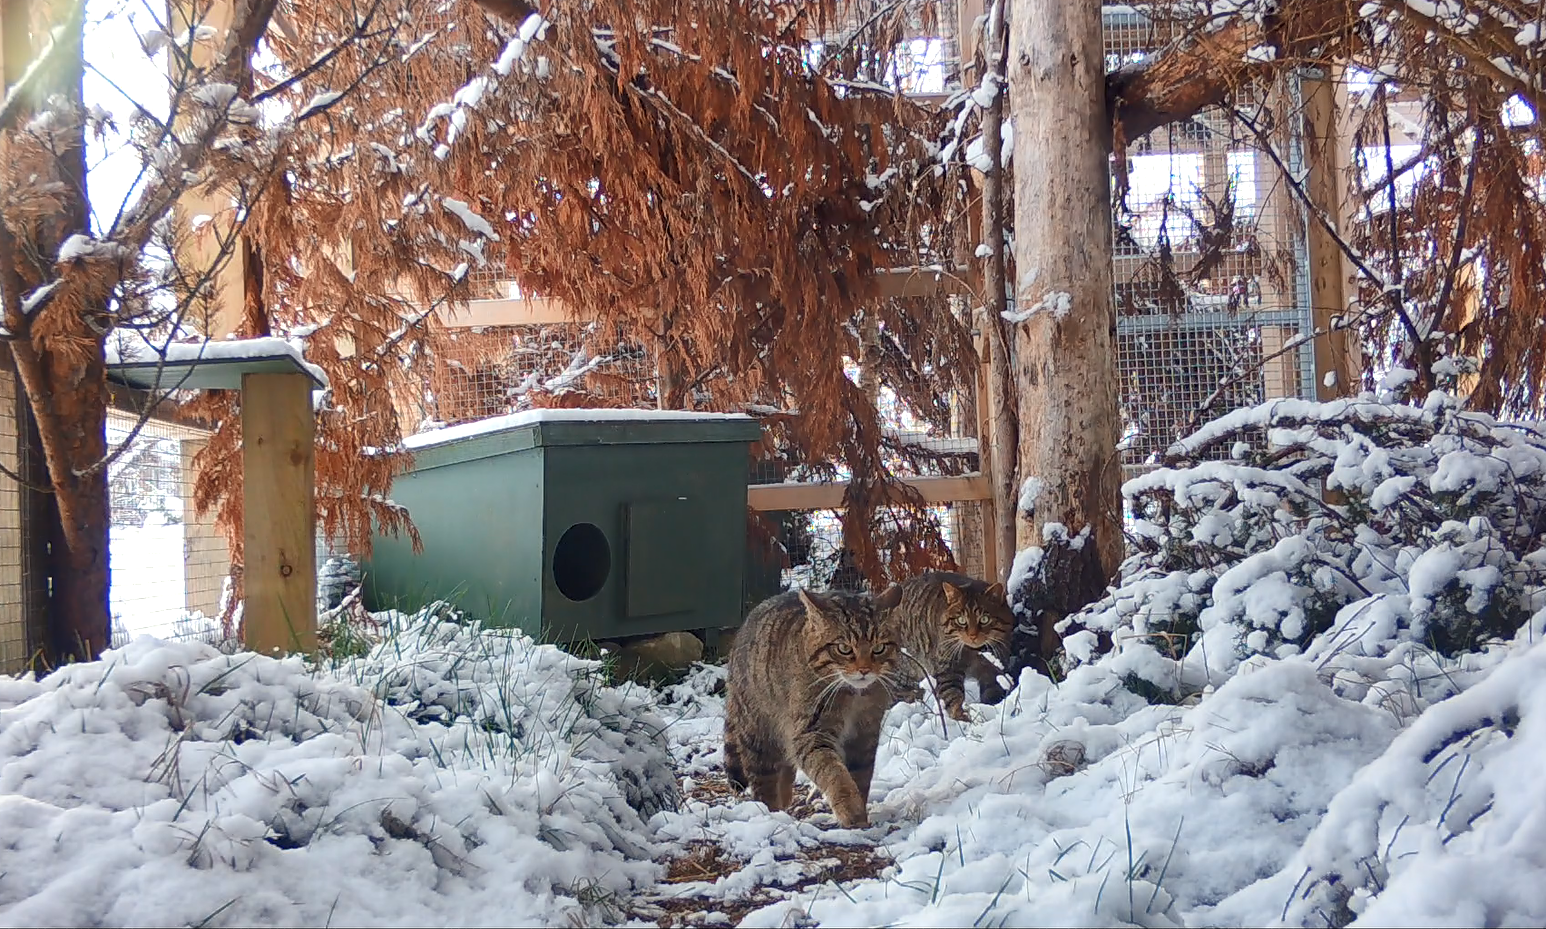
[7,388,1546,927]
[0,614,678,927]
[3,605,1540,927]
[646,624,1546,928]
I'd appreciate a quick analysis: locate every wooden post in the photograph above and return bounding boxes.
[961,0,1017,587]
[241,373,316,654]
[974,330,1001,584]
[1303,68,1362,400]
[169,0,247,338]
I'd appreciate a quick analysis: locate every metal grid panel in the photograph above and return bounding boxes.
[415,323,658,427]
[1104,7,1315,468]
[0,364,26,671]
[107,412,229,646]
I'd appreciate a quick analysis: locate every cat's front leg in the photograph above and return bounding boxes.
[841,710,885,805]
[793,737,868,828]
[967,651,1009,705]
[933,664,970,721]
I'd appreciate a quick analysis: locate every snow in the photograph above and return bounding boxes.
[0,614,677,926]
[1003,289,1072,324]
[1018,475,1045,515]
[403,407,756,450]
[106,335,330,389]
[57,233,128,263]
[10,385,1546,927]
[441,197,499,241]
[190,82,239,108]
[645,625,1546,929]
[5,573,1546,927]
[20,280,59,314]
[296,90,342,119]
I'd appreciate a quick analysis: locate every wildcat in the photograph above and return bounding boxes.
[722,583,905,829]
[890,571,1014,721]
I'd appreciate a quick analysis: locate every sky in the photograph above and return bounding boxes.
[82,0,168,237]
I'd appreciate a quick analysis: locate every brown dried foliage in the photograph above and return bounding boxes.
[181,0,1546,594]
[191,0,981,586]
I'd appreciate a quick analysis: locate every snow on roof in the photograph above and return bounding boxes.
[403,407,757,450]
[106,335,329,389]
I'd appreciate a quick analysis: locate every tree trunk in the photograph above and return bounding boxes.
[0,0,111,662]
[1006,1,1124,606]
[979,0,1017,586]
[42,372,111,662]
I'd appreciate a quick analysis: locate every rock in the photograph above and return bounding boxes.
[611,631,704,684]
[317,555,362,612]
[1039,739,1088,778]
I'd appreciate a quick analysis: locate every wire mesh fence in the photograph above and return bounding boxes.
[1104,7,1315,470]
[411,322,659,428]
[106,412,229,647]
[0,364,29,671]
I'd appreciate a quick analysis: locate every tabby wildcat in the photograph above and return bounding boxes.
[891,571,1013,721]
[723,584,905,829]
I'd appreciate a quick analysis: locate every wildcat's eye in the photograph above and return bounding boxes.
[954,617,969,628]
[834,643,854,656]
[978,616,992,626]
[871,643,889,655]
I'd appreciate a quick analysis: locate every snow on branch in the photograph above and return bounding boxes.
[416,12,549,157]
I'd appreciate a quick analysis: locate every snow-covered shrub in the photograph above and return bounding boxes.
[0,608,677,926]
[1278,626,1546,928]
[1075,385,1546,695]
[337,604,681,819]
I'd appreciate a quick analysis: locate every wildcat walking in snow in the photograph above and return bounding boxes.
[722,584,904,828]
[889,571,1013,720]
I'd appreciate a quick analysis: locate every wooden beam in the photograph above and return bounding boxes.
[241,372,316,655]
[747,473,990,511]
[876,265,971,299]
[169,0,246,338]
[436,295,580,328]
[433,266,973,329]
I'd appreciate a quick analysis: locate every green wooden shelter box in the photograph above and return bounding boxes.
[363,409,763,643]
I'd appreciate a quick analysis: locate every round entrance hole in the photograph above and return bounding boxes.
[552,522,611,602]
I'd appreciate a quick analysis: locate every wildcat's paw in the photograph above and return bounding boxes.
[832,802,870,829]
[824,783,870,828]
[947,703,971,722]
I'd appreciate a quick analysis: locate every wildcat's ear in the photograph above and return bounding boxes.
[984,582,1004,601]
[941,582,964,606]
[872,583,903,611]
[797,588,836,621]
